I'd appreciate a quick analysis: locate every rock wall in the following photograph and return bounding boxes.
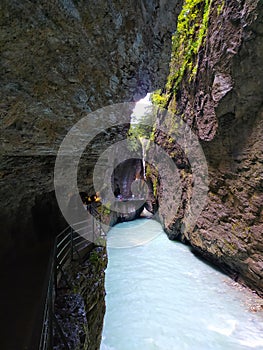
[112,158,143,198]
[54,246,107,350]
[154,0,263,295]
[0,0,183,258]
[0,2,184,348]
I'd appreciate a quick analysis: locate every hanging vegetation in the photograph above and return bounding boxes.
[152,0,214,109]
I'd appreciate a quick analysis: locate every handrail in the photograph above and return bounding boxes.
[56,218,90,239]
[39,207,105,350]
[38,240,57,350]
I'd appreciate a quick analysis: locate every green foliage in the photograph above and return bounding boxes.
[89,250,99,265]
[153,177,158,198]
[101,202,111,216]
[128,123,152,151]
[151,0,212,109]
[94,237,106,247]
[169,0,212,87]
[145,164,152,178]
[127,105,157,151]
[217,1,225,15]
[145,163,159,198]
[150,90,167,108]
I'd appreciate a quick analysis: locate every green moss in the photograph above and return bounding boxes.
[101,202,111,216]
[171,149,179,158]
[223,239,238,254]
[217,0,225,16]
[153,177,158,198]
[149,124,156,141]
[145,164,152,178]
[89,250,100,265]
[94,236,106,246]
[145,164,159,198]
[150,90,167,108]
[231,222,251,242]
[152,0,212,110]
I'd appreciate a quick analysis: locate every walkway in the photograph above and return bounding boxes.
[0,202,144,349]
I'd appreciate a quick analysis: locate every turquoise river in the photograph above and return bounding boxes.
[100,219,263,350]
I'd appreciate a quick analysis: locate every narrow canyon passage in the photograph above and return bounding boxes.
[101,219,263,350]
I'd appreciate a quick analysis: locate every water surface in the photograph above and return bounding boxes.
[101,219,263,350]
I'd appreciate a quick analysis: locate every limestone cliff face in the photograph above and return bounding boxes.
[0,0,182,257]
[155,0,263,295]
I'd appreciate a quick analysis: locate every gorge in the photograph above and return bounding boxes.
[0,0,262,349]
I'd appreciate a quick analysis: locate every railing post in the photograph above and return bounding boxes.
[54,255,58,296]
[40,216,107,350]
[48,275,54,350]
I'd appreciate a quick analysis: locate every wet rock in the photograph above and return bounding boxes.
[155,0,263,296]
[54,246,107,350]
[0,0,183,258]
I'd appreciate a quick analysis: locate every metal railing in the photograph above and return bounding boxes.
[39,206,105,350]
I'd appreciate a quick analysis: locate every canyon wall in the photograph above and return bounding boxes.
[1,4,262,349]
[153,0,263,295]
[0,2,183,348]
[1,1,262,348]
[0,0,182,258]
